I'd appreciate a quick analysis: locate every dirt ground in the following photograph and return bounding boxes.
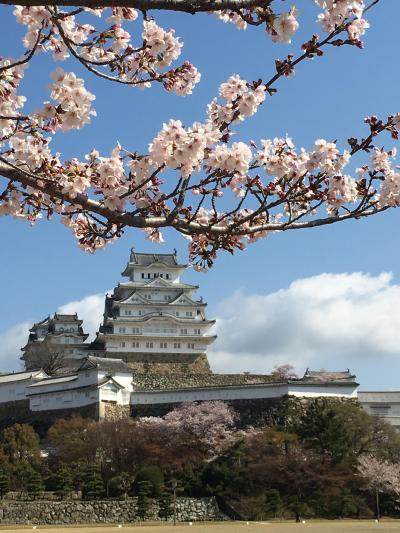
[0,521,398,533]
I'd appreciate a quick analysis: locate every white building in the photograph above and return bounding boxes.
[94,250,216,372]
[27,356,133,417]
[358,391,400,430]
[0,369,48,404]
[21,313,89,369]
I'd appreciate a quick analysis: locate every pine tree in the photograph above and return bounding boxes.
[26,470,44,500]
[158,487,174,521]
[82,464,104,500]
[54,467,74,500]
[264,489,282,518]
[136,480,152,521]
[0,473,9,499]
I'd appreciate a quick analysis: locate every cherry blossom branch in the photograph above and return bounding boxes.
[0,0,273,10]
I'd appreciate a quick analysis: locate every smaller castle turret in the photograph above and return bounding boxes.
[21,313,89,370]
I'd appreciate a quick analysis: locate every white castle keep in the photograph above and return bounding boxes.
[0,250,364,427]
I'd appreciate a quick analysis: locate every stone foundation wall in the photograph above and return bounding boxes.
[131,396,358,428]
[0,497,225,525]
[133,372,276,391]
[107,353,211,374]
[130,397,290,427]
[101,401,130,421]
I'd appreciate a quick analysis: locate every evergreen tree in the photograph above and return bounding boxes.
[108,473,133,500]
[26,470,44,500]
[158,487,174,521]
[0,473,9,499]
[136,480,152,521]
[135,465,164,497]
[264,489,282,518]
[82,464,104,500]
[53,467,74,500]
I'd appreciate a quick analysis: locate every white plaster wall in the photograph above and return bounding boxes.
[288,385,358,398]
[130,267,182,283]
[30,389,100,411]
[130,384,290,405]
[0,380,34,403]
[106,340,206,353]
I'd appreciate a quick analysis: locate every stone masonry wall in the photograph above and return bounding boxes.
[0,497,225,525]
[108,353,211,374]
[131,396,359,428]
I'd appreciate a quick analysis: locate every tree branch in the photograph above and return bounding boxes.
[0,0,272,10]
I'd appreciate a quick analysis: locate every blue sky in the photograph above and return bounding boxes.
[1,2,400,388]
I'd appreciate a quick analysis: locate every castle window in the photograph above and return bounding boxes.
[174,342,181,349]
[132,327,141,334]
[194,329,201,335]
[138,310,142,316]
[142,273,145,279]
[125,310,132,316]
[160,342,167,349]
[186,311,193,317]
[176,312,180,317]
[145,342,153,348]
[120,342,126,348]
[160,273,163,278]
[180,328,187,335]
[119,327,126,333]
[147,273,151,279]
[166,274,170,279]
[132,341,139,348]
[187,343,194,349]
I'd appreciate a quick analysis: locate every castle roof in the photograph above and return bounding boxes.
[27,376,125,397]
[78,356,133,375]
[299,369,356,384]
[0,369,47,384]
[121,251,187,276]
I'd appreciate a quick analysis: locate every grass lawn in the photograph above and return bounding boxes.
[0,521,399,533]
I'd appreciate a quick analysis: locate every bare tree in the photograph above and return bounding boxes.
[24,340,68,375]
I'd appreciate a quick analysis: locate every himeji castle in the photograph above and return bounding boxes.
[92,250,216,373]
[0,249,367,429]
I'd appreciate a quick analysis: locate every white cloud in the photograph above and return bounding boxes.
[0,322,32,371]
[208,272,400,375]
